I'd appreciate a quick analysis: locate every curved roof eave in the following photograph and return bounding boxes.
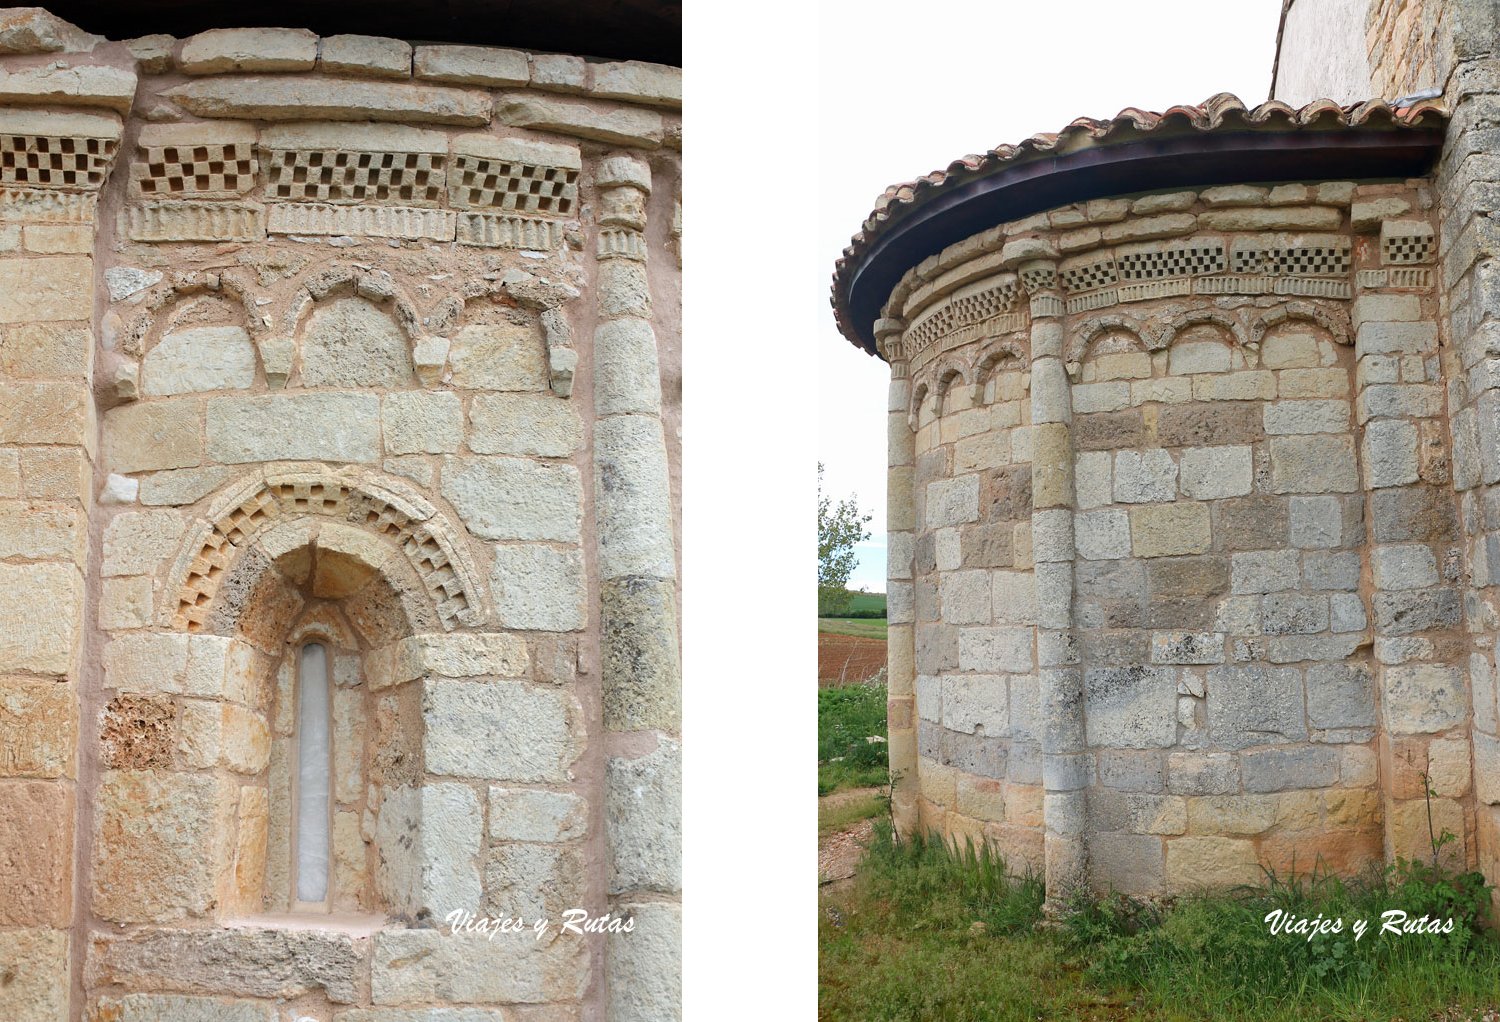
[831,92,1448,356]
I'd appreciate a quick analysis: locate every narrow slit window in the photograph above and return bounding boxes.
[296,641,331,905]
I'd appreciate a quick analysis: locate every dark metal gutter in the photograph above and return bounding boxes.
[840,126,1445,356]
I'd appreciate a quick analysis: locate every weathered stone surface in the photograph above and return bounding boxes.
[449,322,547,391]
[592,61,682,107]
[104,400,204,473]
[0,7,99,53]
[1207,664,1306,749]
[94,994,274,1022]
[594,414,675,578]
[1269,435,1359,492]
[491,544,586,631]
[0,928,68,1020]
[607,902,681,1022]
[0,780,71,925]
[0,500,84,565]
[469,393,582,457]
[1306,663,1376,729]
[442,457,582,542]
[1130,503,1211,557]
[0,64,135,113]
[606,739,680,895]
[0,675,73,777]
[375,783,482,919]
[957,626,1033,673]
[207,393,379,464]
[383,391,462,455]
[485,840,584,920]
[414,44,529,86]
[1166,836,1261,890]
[1383,663,1466,733]
[601,576,680,731]
[92,770,231,923]
[166,76,492,125]
[1168,752,1238,795]
[87,926,361,1002]
[302,297,413,388]
[941,675,1008,734]
[180,27,318,73]
[371,929,587,1004]
[1241,745,1340,792]
[1085,666,1177,748]
[1179,445,1252,499]
[1113,449,1177,503]
[365,634,529,688]
[0,323,90,381]
[101,509,181,576]
[0,562,80,675]
[319,34,413,78]
[0,256,92,323]
[489,788,587,842]
[424,680,582,781]
[497,94,663,147]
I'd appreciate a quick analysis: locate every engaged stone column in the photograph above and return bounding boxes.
[593,156,682,1022]
[881,321,918,835]
[1021,256,1088,904]
[0,109,122,1022]
[1352,216,1470,869]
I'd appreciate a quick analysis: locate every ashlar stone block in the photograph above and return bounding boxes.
[606,738,681,894]
[1084,666,1178,748]
[1383,663,1466,733]
[92,769,233,923]
[491,544,586,631]
[1130,503,1210,557]
[141,326,256,396]
[469,393,582,457]
[1208,663,1306,751]
[0,562,81,675]
[424,679,582,782]
[1178,445,1252,499]
[382,391,463,455]
[442,457,582,543]
[489,788,587,842]
[1269,435,1359,493]
[1113,449,1177,503]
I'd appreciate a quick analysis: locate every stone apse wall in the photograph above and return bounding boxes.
[866,170,1500,904]
[0,10,680,1021]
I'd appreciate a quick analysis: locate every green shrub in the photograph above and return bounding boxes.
[817,684,887,794]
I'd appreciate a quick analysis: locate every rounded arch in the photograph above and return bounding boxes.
[120,270,264,357]
[1066,314,1146,379]
[932,360,970,416]
[1250,301,1352,347]
[281,265,423,344]
[162,466,486,635]
[908,380,931,431]
[1144,308,1246,351]
[971,338,1028,401]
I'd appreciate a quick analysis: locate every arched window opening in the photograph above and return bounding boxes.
[295,641,332,908]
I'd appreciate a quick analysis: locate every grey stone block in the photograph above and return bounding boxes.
[601,577,681,731]
[1306,663,1376,729]
[1084,666,1178,749]
[1240,746,1340,792]
[1261,593,1329,635]
[1206,664,1306,749]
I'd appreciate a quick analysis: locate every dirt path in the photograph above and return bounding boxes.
[818,786,883,888]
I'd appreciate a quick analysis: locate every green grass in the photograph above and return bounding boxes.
[820,823,1500,1022]
[818,616,889,640]
[818,684,888,795]
[819,791,888,837]
[846,591,887,615]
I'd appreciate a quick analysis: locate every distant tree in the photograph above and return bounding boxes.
[818,462,872,616]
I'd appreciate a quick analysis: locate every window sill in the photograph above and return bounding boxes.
[228,912,387,937]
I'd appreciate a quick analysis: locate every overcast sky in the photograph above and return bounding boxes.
[816,0,1285,593]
